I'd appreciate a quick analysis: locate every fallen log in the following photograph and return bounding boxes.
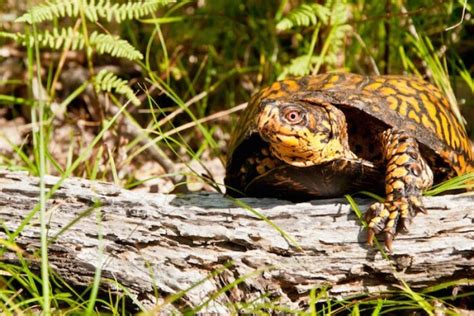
[0,170,472,313]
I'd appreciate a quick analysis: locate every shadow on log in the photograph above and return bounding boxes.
[0,170,472,313]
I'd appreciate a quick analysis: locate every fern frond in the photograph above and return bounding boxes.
[0,32,18,41]
[4,27,143,60]
[278,54,336,79]
[277,3,330,30]
[17,0,174,24]
[94,69,140,105]
[104,0,174,22]
[1,28,79,49]
[328,0,350,26]
[90,32,143,60]
[16,1,77,24]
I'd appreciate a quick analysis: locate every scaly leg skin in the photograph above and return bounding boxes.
[365,129,434,251]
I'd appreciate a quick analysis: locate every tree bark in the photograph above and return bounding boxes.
[0,170,472,313]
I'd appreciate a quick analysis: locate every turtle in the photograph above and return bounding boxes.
[224,73,474,250]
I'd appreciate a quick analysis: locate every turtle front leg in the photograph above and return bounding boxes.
[365,129,433,250]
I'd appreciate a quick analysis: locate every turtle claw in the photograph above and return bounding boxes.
[409,196,427,215]
[365,197,426,250]
[383,232,394,252]
[365,201,397,250]
[367,229,375,246]
[366,226,394,252]
[397,217,411,233]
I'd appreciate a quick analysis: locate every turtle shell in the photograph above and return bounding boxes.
[225,73,474,199]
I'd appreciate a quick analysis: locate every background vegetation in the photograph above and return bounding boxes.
[0,0,472,314]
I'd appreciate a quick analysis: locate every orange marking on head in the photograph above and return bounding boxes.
[321,120,331,130]
[278,125,296,135]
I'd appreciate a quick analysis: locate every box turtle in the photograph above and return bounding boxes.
[225,73,474,249]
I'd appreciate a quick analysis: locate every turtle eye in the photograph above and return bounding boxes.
[284,109,304,124]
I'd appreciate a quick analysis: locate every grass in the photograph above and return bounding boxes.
[0,0,473,314]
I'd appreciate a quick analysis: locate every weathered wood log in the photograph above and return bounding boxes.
[0,170,472,313]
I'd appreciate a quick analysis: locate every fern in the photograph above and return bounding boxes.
[94,69,140,105]
[90,32,143,60]
[1,28,143,60]
[278,0,352,77]
[276,3,330,31]
[17,0,174,24]
[278,55,336,79]
[323,1,352,62]
[7,0,160,107]
[278,55,314,79]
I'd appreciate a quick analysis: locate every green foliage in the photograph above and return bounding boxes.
[276,3,329,30]
[94,69,140,105]
[1,28,143,60]
[324,0,352,56]
[281,55,322,77]
[278,0,352,78]
[2,0,173,107]
[458,60,474,92]
[16,0,174,24]
[424,173,474,196]
[89,31,143,60]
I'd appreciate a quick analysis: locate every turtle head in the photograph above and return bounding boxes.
[257,100,353,167]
